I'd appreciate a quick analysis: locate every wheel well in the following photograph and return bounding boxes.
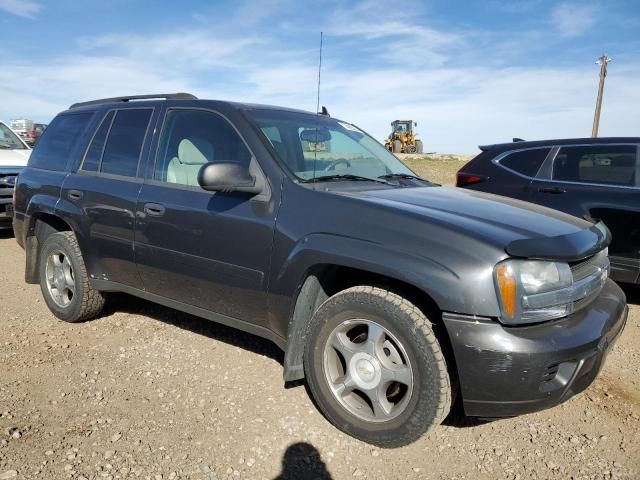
[283,264,459,387]
[30,213,72,236]
[24,214,73,284]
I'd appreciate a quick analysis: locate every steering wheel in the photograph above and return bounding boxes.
[324,159,351,171]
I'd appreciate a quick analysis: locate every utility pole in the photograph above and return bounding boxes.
[592,53,611,138]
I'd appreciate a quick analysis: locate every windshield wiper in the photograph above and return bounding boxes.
[303,174,393,185]
[378,173,428,182]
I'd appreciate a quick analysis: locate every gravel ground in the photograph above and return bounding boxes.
[0,228,639,480]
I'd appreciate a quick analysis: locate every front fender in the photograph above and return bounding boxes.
[273,232,503,382]
[274,232,501,318]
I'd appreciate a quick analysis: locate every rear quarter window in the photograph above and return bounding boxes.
[498,148,551,177]
[28,112,94,171]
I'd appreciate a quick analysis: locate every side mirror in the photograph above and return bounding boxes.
[198,162,261,195]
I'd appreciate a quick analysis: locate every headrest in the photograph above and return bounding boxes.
[178,138,213,165]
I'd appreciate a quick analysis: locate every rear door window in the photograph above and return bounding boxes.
[81,111,115,172]
[100,109,153,177]
[552,145,637,186]
[499,148,551,177]
[28,113,93,171]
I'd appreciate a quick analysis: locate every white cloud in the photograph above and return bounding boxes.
[0,0,42,18]
[551,3,598,37]
[1,2,638,154]
[324,0,461,67]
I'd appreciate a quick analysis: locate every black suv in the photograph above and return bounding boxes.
[14,94,627,447]
[457,138,640,284]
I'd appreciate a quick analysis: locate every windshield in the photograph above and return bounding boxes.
[0,123,27,150]
[394,122,410,133]
[247,109,416,181]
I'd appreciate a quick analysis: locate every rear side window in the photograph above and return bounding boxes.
[499,148,551,177]
[100,109,152,177]
[28,113,93,171]
[553,145,637,186]
[82,111,115,172]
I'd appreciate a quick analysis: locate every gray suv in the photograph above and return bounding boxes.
[13,94,628,447]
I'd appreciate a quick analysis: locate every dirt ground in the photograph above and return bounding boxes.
[1,170,639,479]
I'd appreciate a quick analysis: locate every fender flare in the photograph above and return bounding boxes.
[278,233,460,382]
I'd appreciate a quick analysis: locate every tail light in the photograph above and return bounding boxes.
[456,172,486,187]
[28,130,37,138]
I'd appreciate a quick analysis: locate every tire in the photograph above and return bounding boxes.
[38,231,105,323]
[304,286,452,448]
[392,140,402,154]
[415,140,423,154]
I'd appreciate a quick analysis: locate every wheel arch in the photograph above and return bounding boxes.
[24,212,74,284]
[282,263,458,385]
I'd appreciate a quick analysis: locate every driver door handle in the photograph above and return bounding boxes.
[143,203,165,217]
[67,190,83,200]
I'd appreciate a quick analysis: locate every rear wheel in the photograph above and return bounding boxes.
[415,139,423,154]
[392,140,402,154]
[304,286,452,447]
[39,231,105,323]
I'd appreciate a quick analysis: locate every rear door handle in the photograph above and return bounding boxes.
[143,203,165,217]
[67,190,83,200]
[538,186,566,194]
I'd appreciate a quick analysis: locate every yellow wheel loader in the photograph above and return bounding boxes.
[384,120,423,154]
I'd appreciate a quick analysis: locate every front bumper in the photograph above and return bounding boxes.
[443,279,627,417]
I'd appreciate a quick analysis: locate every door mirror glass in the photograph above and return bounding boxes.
[198,162,261,194]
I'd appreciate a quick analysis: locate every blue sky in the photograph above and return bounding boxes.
[1,0,639,152]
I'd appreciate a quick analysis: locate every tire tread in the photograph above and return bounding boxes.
[40,231,105,322]
[306,285,452,447]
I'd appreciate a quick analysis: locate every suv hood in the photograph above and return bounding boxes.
[0,148,30,167]
[354,186,608,262]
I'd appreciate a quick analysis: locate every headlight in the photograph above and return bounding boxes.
[494,252,609,325]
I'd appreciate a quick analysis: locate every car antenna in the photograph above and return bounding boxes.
[316,31,323,116]
[312,31,324,184]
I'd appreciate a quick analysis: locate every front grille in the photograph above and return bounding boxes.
[0,174,17,206]
[570,249,609,313]
[542,363,560,382]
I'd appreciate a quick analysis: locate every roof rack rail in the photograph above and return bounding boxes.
[69,93,197,109]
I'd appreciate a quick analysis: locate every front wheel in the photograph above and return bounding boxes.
[38,231,105,323]
[304,286,452,447]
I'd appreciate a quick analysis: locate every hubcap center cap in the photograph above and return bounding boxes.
[356,359,375,381]
[350,352,381,388]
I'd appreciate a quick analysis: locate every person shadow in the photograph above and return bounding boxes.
[273,442,333,480]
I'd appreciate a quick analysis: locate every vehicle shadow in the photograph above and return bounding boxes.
[620,283,640,305]
[103,292,285,367]
[441,394,497,428]
[0,228,15,240]
[272,442,332,480]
